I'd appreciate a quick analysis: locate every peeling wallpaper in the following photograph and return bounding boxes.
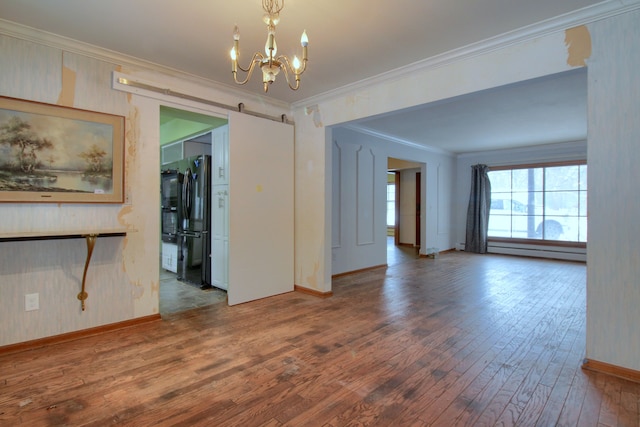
[565,25,592,67]
[57,65,76,106]
[0,30,292,345]
[0,37,151,345]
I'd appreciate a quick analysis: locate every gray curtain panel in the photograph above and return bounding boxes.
[465,164,491,253]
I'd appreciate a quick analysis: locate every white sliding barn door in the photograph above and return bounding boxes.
[227,111,294,305]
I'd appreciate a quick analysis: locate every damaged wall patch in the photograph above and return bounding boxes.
[565,26,591,67]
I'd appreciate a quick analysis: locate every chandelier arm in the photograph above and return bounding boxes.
[276,55,308,76]
[276,58,301,91]
[236,52,265,73]
[233,53,265,85]
[236,62,252,73]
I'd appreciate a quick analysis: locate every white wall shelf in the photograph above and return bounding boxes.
[0,228,128,242]
[0,228,130,311]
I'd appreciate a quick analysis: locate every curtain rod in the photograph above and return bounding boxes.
[115,77,292,124]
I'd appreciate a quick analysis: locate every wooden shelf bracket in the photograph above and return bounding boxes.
[77,234,98,311]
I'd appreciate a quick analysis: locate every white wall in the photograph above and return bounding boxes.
[586,10,640,371]
[331,128,387,275]
[330,127,454,276]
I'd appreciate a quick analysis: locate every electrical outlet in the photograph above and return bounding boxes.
[25,293,39,311]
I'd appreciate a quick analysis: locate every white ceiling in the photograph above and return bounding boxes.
[0,0,603,152]
[348,68,587,153]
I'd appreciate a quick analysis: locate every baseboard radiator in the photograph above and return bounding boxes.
[457,241,586,262]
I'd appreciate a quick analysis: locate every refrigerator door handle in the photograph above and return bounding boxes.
[178,231,202,238]
[182,168,193,221]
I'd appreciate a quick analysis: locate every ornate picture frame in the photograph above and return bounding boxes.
[0,96,125,203]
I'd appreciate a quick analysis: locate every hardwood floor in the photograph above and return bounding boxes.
[2,249,639,426]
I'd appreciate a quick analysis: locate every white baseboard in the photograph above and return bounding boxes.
[457,241,586,262]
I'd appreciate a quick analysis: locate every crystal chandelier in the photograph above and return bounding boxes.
[230,0,308,92]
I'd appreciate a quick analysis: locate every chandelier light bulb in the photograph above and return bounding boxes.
[230,47,237,61]
[292,56,301,71]
[233,25,240,41]
[301,30,308,47]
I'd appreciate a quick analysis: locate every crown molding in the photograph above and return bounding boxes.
[343,124,454,156]
[456,139,587,161]
[0,18,291,112]
[293,0,640,109]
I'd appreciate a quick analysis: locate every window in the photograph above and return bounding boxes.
[488,162,587,243]
[387,179,396,227]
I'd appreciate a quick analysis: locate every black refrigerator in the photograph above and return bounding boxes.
[162,154,212,289]
[161,169,180,244]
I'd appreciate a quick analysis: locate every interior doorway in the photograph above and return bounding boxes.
[158,106,227,316]
[387,157,423,250]
[158,106,295,312]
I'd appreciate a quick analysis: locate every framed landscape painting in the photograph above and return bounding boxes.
[0,96,124,203]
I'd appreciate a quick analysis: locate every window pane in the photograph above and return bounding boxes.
[545,191,579,216]
[512,168,542,192]
[489,170,511,192]
[518,215,543,239]
[558,217,580,242]
[488,214,512,237]
[511,199,528,214]
[511,214,529,238]
[579,190,587,217]
[579,217,588,242]
[527,216,540,239]
[579,165,588,190]
[539,217,565,240]
[546,165,580,191]
[387,183,395,226]
[528,192,544,216]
